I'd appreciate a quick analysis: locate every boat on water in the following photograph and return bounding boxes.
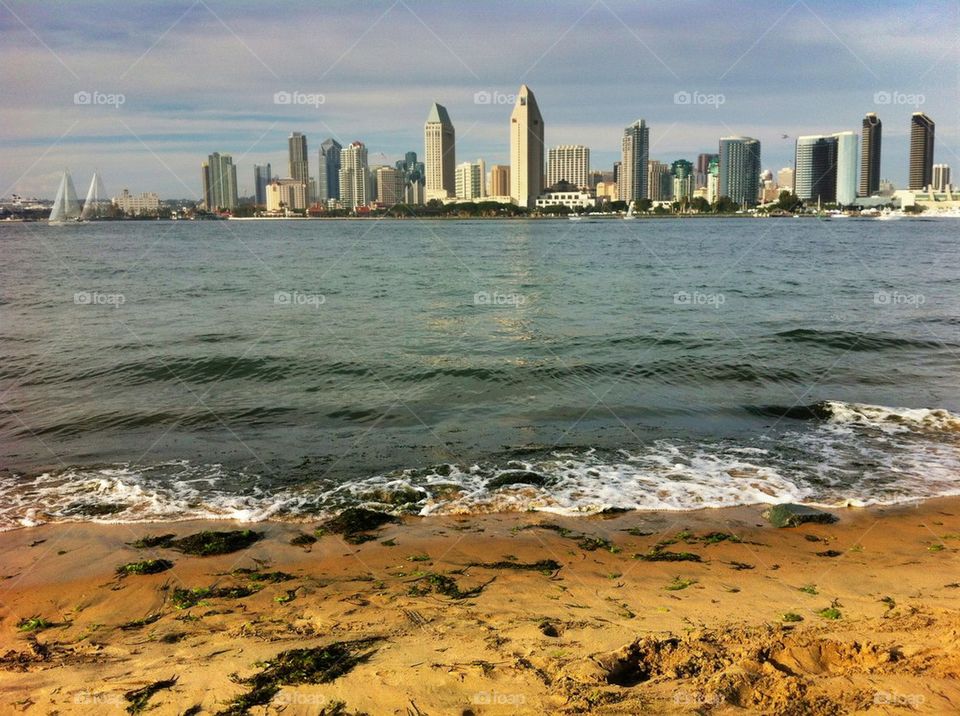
[49,170,108,224]
[876,209,904,221]
[624,203,636,220]
[48,170,82,224]
[79,171,108,220]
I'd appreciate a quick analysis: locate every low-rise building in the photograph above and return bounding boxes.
[113,189,160,215]
[535,181,596,210]
[266,179,307,213]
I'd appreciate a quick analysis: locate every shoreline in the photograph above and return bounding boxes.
[2,498,959,714]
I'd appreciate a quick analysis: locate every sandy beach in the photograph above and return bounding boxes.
[1,499,959,715]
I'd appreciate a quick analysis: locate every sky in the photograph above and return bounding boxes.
[1,0,957,200]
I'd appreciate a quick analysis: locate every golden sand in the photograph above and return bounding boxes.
[1,499,959,714]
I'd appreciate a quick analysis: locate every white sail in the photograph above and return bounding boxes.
[49,170,81,223]
[80,171,106,220]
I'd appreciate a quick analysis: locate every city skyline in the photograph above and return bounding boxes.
[1,1,955,199]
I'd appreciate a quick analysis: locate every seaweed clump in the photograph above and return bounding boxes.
[16,616,52,633]
[319,508,399,545]
[116,559,174,577]
[118,614,162,631]
[519,523,615,552]
[171,585,259,610]
[216,640,379,716]
[469,559,561,574]
[125,677,178,714]
[408,573,488,599]
[171,530,264,556]
[128,534,176,549]
[634,548,702,563]
[128,530,264,556]
[230,568,294,583]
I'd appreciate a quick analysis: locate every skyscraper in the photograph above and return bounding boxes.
[546,145,589,189]
[339,141,369,210]
[671,159,694,201]
[489,165,510,197]
[288,132,310,203]
[253,163,271,206]
[202,152,238,211]
[909,113,935,190]
[646,160,669,201]
[834,131,858,206]
[395,151,425,205]
[859,113,881,197]
[777,167,795,193]
[374,166,402,205]
[794,135,838,204]
[696,153,719,189]
[706,157,720,204]
[509,85,545,208]
[718,136,761,207]
[618,120,649,203]
[424,103,455,201]
[318,138,342,202]
[932,164,951,192]
[455,160,486,201]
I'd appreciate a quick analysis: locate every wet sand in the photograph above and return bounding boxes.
[1,499,959,714]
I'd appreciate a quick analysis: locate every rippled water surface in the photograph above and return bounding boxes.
[1,217,958,527]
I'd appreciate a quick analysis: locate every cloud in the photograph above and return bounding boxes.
[1,0,956,198]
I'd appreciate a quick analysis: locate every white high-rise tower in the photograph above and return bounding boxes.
[424,103,455,201]
[509,85,545,208]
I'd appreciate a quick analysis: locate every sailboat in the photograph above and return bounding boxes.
[79,171,107,221]
[48,170,82,224]
[624,202,636,220]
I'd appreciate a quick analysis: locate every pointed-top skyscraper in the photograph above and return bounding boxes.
[509,85,544,208]
[424,102,455,201]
